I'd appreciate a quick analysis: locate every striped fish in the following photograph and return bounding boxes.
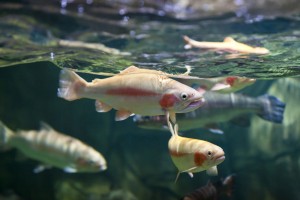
[0,121,107,173]
[168,123,225,182]
[180,174,236,200]
[58,66,204,122]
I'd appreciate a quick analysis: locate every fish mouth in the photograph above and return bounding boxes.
[215,155,225,164]
[181,97,205,113]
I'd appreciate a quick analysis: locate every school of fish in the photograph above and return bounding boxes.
[0,33,285,200]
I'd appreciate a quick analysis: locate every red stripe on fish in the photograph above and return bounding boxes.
[106,88,158,96]
[194,152,206,166]
[159,94,178,108]
[226,77,237,86]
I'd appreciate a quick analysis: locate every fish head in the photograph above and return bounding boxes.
[198,142,225,169]
[75,151,107,172]
[253,47,270,54]
[160,82,205,113]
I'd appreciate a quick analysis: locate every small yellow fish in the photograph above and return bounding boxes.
[183,35,270,54]
[58,66,205,122]
[168,123,225,182]
[0,121,107,173]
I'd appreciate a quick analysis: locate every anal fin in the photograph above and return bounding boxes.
[95,100,112,112]
[115,110,134,121]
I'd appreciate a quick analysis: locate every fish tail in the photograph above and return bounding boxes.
[258,95,286,123]
[0,121,14,146]
[57,69,87,101]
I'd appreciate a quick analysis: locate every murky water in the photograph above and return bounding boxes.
[1,1,300,200]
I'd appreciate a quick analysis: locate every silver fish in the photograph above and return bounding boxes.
[133,92,285,132]
[0,121,107,173]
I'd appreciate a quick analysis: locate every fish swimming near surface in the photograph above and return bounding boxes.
[178,75,256,94]
[134,92,285,133]
[0,121,107,173]
[183,35,270,54]
[102,65,255,94]
[180,174,236,200]
[168,123,225,182]
[58,66,205,122]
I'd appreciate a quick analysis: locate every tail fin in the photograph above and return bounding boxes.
[258,95,286,123]
[57,69,87,101]
[0,121,14,146]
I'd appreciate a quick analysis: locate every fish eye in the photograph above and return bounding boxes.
[207,151,212,156]
[180,93,188,100]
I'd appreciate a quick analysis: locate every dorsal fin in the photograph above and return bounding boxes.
[119,66,140,74]
[39,122,53,131]
[223,37,236,43]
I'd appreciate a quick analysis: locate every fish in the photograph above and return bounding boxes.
[133,92,286,133]
[168,123,225,182]
[183,35,270,54]
[71,65,255,94]
[180,174,236,200]
[0,121,107,173]
[58,66,205,122]
[121,66,255,93]
[179,75,256,94]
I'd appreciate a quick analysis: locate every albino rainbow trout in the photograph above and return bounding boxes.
[0,121,107,173]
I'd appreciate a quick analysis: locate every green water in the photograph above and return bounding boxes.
[1,1,300,200]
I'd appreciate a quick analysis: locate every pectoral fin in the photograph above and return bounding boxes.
[115,110,134,121]
[95,100,112,112]
[206,166,218,176]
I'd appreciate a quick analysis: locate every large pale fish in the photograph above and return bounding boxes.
[168,123,225,182]
[58,66,205,121]
[183,35,270,54]
[134,92,285,133]
[0,121,107,173]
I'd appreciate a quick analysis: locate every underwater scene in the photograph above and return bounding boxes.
[1,0,300,199]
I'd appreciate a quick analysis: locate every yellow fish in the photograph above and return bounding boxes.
[168,123,225,182]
